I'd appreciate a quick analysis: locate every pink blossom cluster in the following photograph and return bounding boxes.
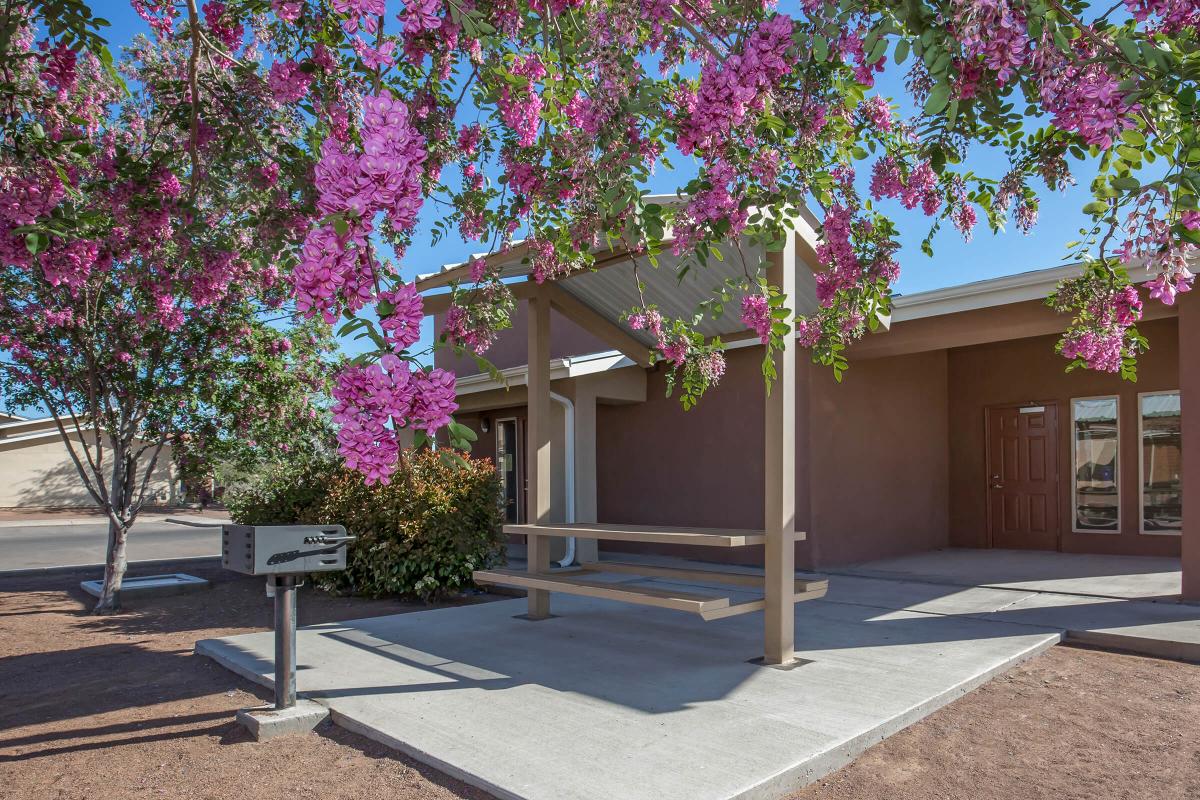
[675,160,748,253]
[293,223,375,322]
[1115,195,1197,306]
[857,96,893,132]
[1015,198,1038,233]
[191,250,244,307]
[40,239,100,293]
[870,156,942,216]
[1037,56,1137,150]
[528,237,576,283]
[740,293,772,344]
[562,92,600,136]
[131,0,178,36]
[696,351,726,385]
[1123,0,1199,33]
[498,55,545,147]
[267,60,312,104]
[202,2,244,52]
[814,204,860,305]
[950,179,978,241]
[457,123,483,157]
[442,305,492,354]
[836,29,885,87]
[40,43,77,95]
[400,0,443,35]
[294,91,426,321]
[332,356,458,484]
[0,171,65,267]
[1054,275,1146,373]
[272,0,303,23]
[676,14,793,156]
[1060,329,1124,372]
[626,308,682,365]
[951,0,1031,84]
[378,282,424,350]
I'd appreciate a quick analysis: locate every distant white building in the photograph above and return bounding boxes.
[0,416,179,508]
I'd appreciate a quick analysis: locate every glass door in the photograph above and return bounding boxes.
[496,419,520,524]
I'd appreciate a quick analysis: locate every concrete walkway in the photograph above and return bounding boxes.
[835,548,1182,601]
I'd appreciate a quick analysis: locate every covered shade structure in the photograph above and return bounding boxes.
[416,208,826,665]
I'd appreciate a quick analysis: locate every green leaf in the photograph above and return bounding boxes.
[1082,200,1110,215]
[447,421,478,443]
[894,38,910,65]
[813,35,829,63]
[25,232,44,256]
[923,83,951,116]
[1120,129,1146,147]
[1116,38,1141,64]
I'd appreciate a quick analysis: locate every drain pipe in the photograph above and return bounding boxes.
[550,390,576,567]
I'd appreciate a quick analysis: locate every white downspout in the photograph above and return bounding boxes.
[550,390,576,567]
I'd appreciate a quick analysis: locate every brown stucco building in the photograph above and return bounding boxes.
[428,246,1196,599]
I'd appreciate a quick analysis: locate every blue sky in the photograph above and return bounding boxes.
[88,6,1099,350]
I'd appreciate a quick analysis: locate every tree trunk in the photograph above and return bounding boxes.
[93,444,137,614]
[94,515,131,613]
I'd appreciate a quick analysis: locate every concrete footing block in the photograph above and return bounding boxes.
[80,572,210,599]
[236,699,329,741]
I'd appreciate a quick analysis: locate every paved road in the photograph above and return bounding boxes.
[0,519,223,572]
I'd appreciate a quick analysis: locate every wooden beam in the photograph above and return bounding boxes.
[763,233,797,665]
[541,282,653,368]
[415,240,642,293]
[505,522,773,547]
[414,242,534,291]
[699,584,827,622]
[420,281,540,316]
[525,290,553,619]
[473,569,733,615]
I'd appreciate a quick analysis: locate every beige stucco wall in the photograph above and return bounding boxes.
[0,431,179,509]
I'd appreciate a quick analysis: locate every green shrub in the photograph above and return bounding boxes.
[226,450,505,600]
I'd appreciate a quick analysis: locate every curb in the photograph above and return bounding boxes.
[0,553,221,579]
[0,513,229,529]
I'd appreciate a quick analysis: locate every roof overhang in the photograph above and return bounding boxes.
[456,350,636,395]
[419,203,824,360]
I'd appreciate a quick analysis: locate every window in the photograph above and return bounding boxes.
[1140,391,1182,535]
[1072,397,1120,533]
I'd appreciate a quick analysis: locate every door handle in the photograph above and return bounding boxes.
[990,483,1004,489]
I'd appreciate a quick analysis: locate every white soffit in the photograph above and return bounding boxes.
[889,262,1085,322]
[455,350,634,394]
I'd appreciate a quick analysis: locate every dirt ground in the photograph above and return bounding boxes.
[1,565,1197,800]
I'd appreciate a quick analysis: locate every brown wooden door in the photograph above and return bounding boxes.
[986,404,1060,550]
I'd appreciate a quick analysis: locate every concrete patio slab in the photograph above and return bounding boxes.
[809,573,1200,662]
[198,594,1060,800]
[836,548,1182,600]
[993,591,1200,662]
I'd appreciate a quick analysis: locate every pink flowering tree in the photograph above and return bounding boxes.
[16,2,1200,485]
[0,10,336,611]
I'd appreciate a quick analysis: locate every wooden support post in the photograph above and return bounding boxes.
[526,290,553,618]
[763,233,797,664]
[1180,292,1200,600]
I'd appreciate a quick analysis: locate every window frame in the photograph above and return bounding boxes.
[1138,390,1183,537]
[1070,395,1122,535]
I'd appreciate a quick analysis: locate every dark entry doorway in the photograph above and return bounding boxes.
[496,419,521,524]
[986,403,1061,550]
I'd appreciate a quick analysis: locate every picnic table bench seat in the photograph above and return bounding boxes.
[472,523,827,620]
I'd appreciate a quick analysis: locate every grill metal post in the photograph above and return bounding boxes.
[273,575,297,710]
